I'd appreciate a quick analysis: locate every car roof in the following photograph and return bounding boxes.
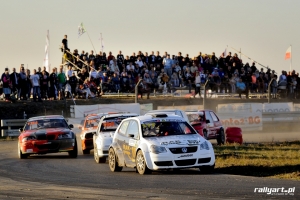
[186,109,213,112]
[125,114,185,123]
[102,113,139,119]
[147,109,184,113]
[28,115,65,121]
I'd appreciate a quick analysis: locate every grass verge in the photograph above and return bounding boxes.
[214,141,300,180]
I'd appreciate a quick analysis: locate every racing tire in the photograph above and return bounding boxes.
[82,149,90,155]
[18,143,28,159]
[199,164,215,174]
[203,130,208,139]
[94,145,100,163]
[217,129,225,145]
[68,140,78,158]
[136,150,152,175]
[108,148,122,172]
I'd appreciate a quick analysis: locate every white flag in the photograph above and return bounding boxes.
[78,23,86,37]
[223,48,227,57]
[285,46,291,60]
[44,30,50,72]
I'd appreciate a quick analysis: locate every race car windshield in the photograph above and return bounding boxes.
[100,116,136,132]
[24,119,69,130]
[141,121,197,137]
[85,118,100,128]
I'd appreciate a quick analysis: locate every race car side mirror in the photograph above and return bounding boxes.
[19,128,23,132]
[69,124,74,129]
[128,134,135,138]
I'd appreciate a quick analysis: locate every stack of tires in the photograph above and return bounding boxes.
[225,127,243,144]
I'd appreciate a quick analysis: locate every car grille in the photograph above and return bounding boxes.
[154,161,173,166]
[198,157,211,164]
[35,134,47,140]
[47,135,56,140]
[169,146,198,154]
[174,159,196,166]
[35,143,60,151]
[85,133,93,139]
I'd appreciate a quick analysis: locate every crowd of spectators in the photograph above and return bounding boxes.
[1,48,299,102]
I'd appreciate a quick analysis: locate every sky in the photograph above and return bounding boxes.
[0,0,299,74]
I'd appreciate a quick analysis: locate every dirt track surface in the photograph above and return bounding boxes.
[0,133,299,200]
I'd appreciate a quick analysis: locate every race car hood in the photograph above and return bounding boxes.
[20,128,71,138]
[145,134,205,147]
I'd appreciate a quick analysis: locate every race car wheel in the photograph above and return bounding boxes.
[108,148,122,172]
[94,145,100,163]
[68,140,78,158]
[199,164,215,174]
[94,145,106,163]
[82,149,90,155]
[18,143,28,159]
[136,150,151,175]
[203,130,208,139]
[217,129,225,145]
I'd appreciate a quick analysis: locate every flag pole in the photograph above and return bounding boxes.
[290,44,292,72]
[100,33,103,52]
[86,31,97,54]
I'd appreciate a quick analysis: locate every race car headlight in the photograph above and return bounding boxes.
[200,141,210,150]
[58,132,73,139]
[150,145,167,154]
[22,136,36,142]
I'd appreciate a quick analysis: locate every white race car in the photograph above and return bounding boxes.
[108,114,215,175]
[93,113,138,163]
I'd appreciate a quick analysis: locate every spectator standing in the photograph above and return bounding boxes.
[19,66,27,100]
[1,68,12,101]
[10,67,20,98]
[66,65,73,82]
[194,71,201,98]
[26,69,32,100]
[30,69,42,102]
[163,54,173,78]
[61,35,68,51]
[69,72,78,98]
[117,51,124,71]
[40,71,49,100]
[57,68,67,100]
[156,51,162,65]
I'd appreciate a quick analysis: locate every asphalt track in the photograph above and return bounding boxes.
[0,126,299,199]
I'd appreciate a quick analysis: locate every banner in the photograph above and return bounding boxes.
[157,105,203,111]
[217,112,263,131]
[217,103,262,114]
[262,102,294,113]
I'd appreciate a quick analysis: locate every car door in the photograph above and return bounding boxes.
[209,111,222,135]
[114,120,130,166]
[122,120,140,167]
[204,111,216,138]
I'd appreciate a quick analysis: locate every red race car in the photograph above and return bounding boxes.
[18,115,77,159]
[79,112,118,154]
[186,110,225,145]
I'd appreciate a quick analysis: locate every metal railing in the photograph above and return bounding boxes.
[1,119,27,137]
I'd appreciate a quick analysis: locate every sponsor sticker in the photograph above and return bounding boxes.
[129,139,136,147]
[178,154,193,158]
[26,149,33,153]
